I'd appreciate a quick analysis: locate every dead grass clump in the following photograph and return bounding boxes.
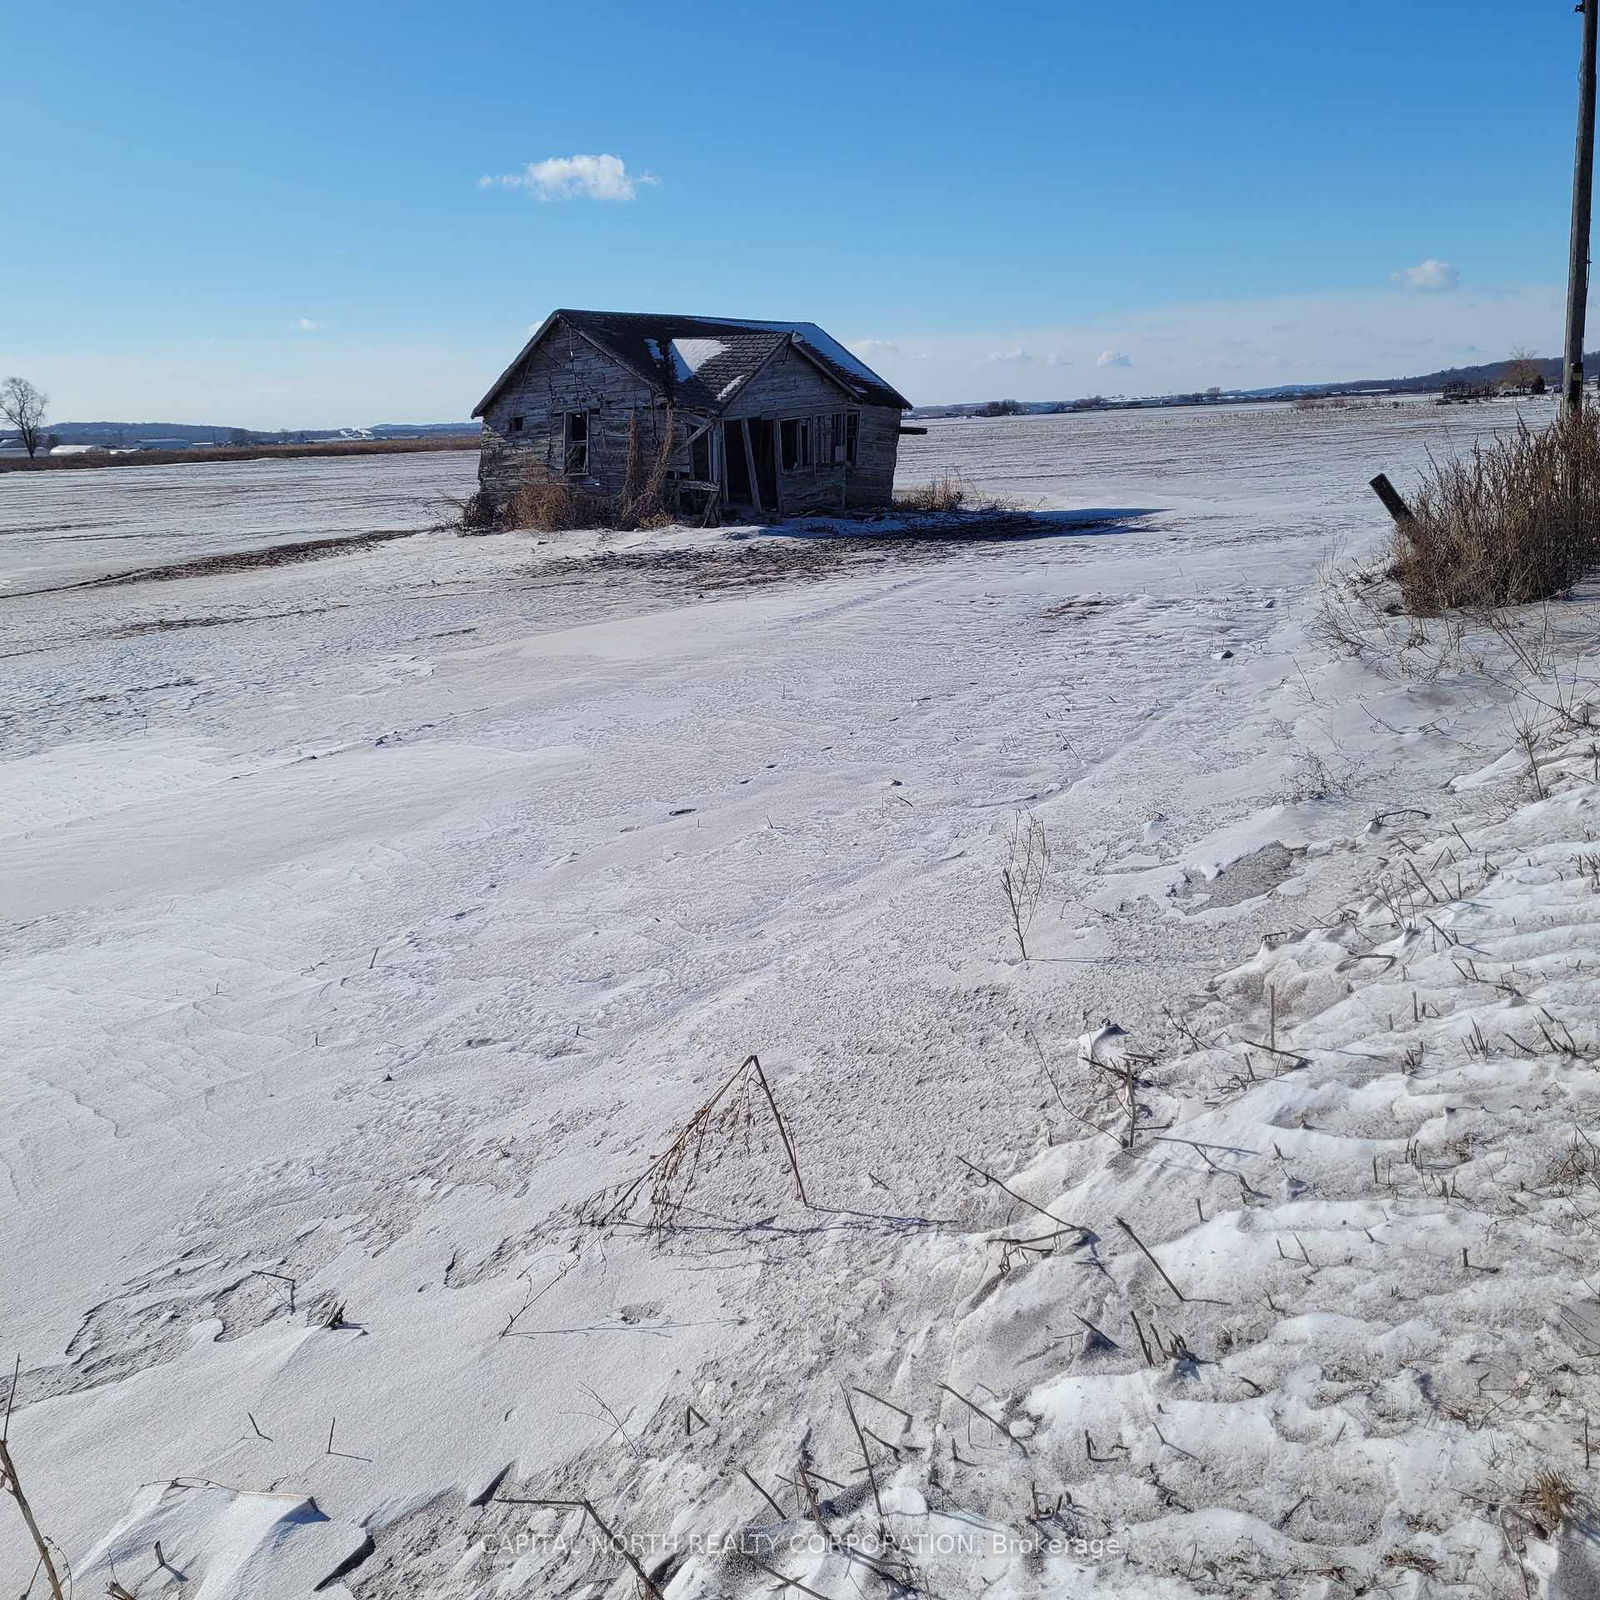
[1534,1135,1600,1195]
[896,472,971,512]
[894,471,1026,517]
[1519,1468,1579,1539]
[1383,1548,1442,1577]
[505,464,619,533]
[453,490,499,534]
[458,464,657,536]
[1392,407,1600,614]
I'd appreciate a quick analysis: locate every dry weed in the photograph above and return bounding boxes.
[504,464,619,534]
[1,1361,67,1600]
[893,470,1022,515]
[1001,814,1050,961]
[1518,1468,1578,1539]
[579,1054,811,1230]
[1392,407,1600,613]
[1276,747,1360,803]
[896,471,971,512]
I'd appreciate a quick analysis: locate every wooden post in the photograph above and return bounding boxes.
[740,420,760,512]
[1565,0,1599,415]
[1369,472,1415,525]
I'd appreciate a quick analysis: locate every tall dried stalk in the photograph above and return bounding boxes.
[489,1496,665,1599]
[581,1053,810,1229]
[1,1361,66,1600]
[616,406,676,531]
[627,404,676,529]
[1001,814,1050,961]
[619,410,645,518]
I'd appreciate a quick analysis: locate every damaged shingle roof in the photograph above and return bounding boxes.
[473,310,912,417]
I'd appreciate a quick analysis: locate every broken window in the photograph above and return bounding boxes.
[690,428,712,481]
[780,418,813,472]
[562,412,589,475]
[816,412,860,465]
[509,415,525,433]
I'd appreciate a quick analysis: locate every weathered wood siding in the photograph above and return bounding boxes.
[478,320,668,503]
[727,347,902,513]
[846,406,903,510]
[721,345,841,420]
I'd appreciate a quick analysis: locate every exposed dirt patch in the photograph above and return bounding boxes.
[1041,595,1120,624]
[1176,841,1303,912]
[523,513,1125,597]
[0,437,477,474]
[528,540,938,593]
[5,527,428,597]
[108,605,350,636]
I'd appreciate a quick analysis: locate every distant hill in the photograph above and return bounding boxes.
[908,349,1586,418]
[367,422,479,437]
[1298,350,1582,396]
[3,420,479,447]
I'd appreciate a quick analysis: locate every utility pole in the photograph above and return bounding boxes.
[1564,0,1599,414]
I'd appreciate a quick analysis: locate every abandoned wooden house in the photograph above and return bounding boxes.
[472,310,913,520]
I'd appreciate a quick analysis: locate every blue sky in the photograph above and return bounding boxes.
[6,0,1592,424]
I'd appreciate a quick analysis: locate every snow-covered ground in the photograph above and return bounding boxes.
[4,395,1597,1599]
[0,450,476,594]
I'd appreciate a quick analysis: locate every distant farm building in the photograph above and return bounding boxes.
[473,310,912,520]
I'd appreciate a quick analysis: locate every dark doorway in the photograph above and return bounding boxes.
[720,419,779,513]
[721,421,752,507]
[749,419,778,511]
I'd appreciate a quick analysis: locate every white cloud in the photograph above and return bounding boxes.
[850,339,899,357]
[1097,350,1132,368]
[481,154,657,202]
[294,318,322,332]
[983,347,1032,364]
[1045,353,1071,367]
[1394,259,1460,293]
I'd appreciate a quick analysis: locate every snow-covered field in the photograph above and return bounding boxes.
[0,450,476,593]
[5,395,1600,1599]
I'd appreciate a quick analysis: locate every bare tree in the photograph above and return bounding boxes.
[0,378,48,458]
[1501,348,1545,395]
